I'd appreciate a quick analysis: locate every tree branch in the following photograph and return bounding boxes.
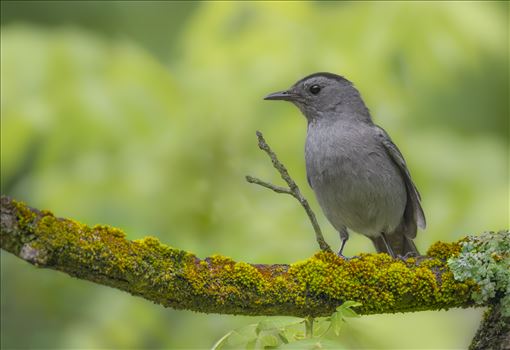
[469,303,510,350]
[246,131,332,253]
[1,195,489,318]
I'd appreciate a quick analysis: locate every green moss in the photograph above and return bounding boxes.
[93,224,126,239]
[282,251,475,314]
[12,199,39,243]
[1,197,487,317]
[426,240,463,260]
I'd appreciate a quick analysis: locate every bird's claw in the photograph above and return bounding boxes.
[397,252,419,261]
[337,252,348,260]
[336,252,360,260]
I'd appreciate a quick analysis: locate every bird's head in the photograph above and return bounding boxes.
[264,72,370,123]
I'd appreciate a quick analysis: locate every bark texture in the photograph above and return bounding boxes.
[470,303,510,350]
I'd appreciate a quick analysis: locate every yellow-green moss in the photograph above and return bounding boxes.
[1,196,482,317]
[281,250,476,315]
[427,240,463,260]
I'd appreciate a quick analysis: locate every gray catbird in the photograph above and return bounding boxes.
[264,72,426,258]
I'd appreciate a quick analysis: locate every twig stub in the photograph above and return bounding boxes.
[247,131,332,253]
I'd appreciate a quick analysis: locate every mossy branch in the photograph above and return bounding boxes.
[2,195,502,319]
[246,131,332,253]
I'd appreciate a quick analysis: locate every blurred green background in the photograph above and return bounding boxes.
[1,1,508,349]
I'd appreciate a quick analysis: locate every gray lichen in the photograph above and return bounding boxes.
[448,230,510,316]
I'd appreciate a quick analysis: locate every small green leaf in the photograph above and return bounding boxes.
[294,330,305,340]
[259,333,280,348]
[330,312,344,336]
[311,318,330,336]
[255,321,268,333]
[278,331,289,344]
[256,317,304,333]
[341,301,362,308]
[336,301,362,311]
[211,330,233,350]
[340,307,360,318]
[212,324,258,349]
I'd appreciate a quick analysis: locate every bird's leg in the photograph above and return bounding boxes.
[397,237,420,260]
[380,232,396,259]
[337,227,349,258]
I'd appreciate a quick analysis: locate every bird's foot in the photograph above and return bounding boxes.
[336,252,360,260]
[397,252,420,261]
[337,252,348,260]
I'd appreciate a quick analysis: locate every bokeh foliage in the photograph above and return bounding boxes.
[1,1,508,349]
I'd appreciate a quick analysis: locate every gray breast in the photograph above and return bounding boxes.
[305,120,406,237]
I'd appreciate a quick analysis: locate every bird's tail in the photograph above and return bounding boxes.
[370,234,420,258]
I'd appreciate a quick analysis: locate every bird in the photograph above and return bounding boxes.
[264,72,426,258]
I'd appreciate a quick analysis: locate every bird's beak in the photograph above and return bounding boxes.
[263,90,297,101]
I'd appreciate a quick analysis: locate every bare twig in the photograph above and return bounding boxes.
[246,131,332,253]
[245,176,292,195]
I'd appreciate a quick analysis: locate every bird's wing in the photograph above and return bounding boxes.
[307,174,313,188]
[374,126,426,234]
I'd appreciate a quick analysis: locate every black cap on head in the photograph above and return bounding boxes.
[293,72,353,87]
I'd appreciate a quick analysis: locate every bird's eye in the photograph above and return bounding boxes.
[309,85,321,95]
